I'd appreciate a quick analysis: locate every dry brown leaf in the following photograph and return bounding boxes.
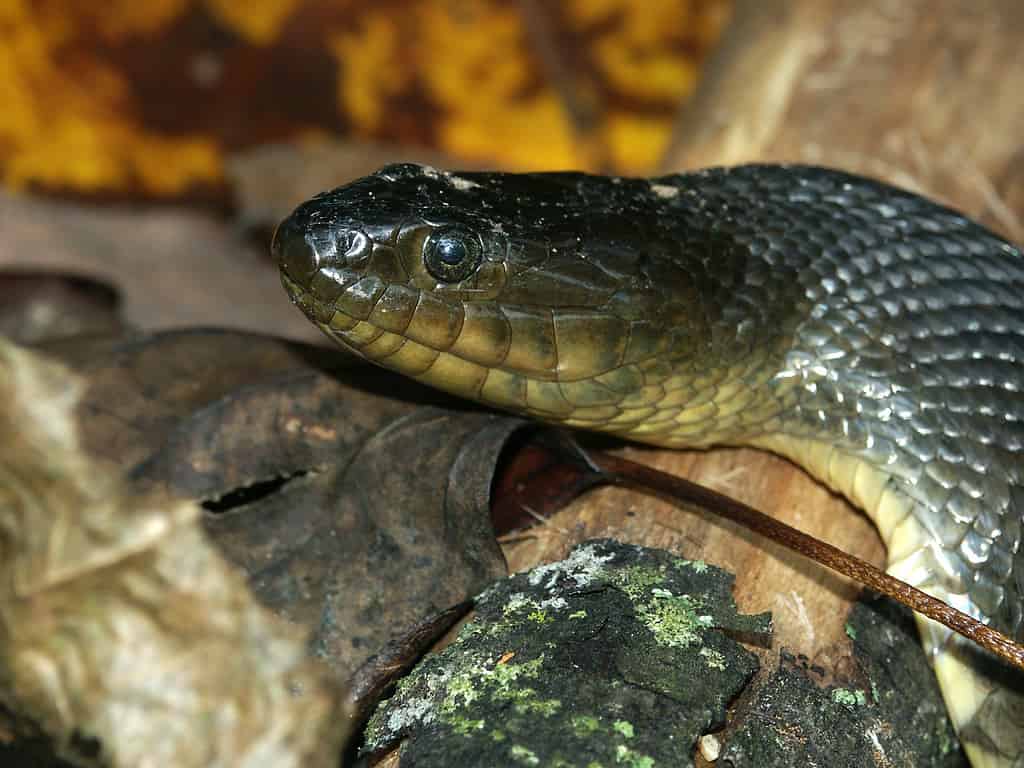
[0,338,346,767]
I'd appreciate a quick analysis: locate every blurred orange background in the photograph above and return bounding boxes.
[0,0,730,199]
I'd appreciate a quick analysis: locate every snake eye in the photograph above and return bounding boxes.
[423,227,483,283]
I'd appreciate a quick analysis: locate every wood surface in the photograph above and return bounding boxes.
[667,0,1024,242]
[504,0,1024,717]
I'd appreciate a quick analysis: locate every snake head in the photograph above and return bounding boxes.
[274,164,512,328]
[273,163,710,424]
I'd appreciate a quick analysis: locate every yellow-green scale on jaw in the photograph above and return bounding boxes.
[275,162,1024,768]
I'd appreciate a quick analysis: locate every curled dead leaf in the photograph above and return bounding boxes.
[0,338,346,767]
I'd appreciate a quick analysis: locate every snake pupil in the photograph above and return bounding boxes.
[436,236,467,265]
[424,227,482,282]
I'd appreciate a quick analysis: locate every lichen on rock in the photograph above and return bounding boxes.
[363,538,770,766]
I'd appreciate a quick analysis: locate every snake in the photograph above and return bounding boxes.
[273,162,1024,766]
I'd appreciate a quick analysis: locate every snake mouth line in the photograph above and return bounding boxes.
[284,272,649,424]
[281,272,787,445]
[282,270,498,387]
[282,268,581,385]
[282,269,479,368]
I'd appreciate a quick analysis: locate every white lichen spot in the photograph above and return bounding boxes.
[375,695,436,747]
[539,596,568,611]
[526,543,616,591]
[502,592,534,615]
[699,646,727,670]
[650,183,679,199]
[699,733,721,762]
[474,577,513,606]
[510,745,540,765]
[615,744,655,767]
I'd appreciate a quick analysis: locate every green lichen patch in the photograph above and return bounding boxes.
[699,646,727,671]
[830,688,866,710]
[673,556,708,574]
[613,720,635,739]
[721,595,967,767]
[610,564,668,600]
[363,539,771,766]
[633,591,712,648]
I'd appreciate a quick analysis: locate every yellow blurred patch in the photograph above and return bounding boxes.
[569,0,722,102]
[330,10,406,132]
[0,0,730,196]
[441,92,584,171]
[415,2,582,169]
[207,0,301,45]
[0,0,220,194]
[604,112,676,174]
[8,119,220,194]
[58,0,187,41]
[593,35,698,103]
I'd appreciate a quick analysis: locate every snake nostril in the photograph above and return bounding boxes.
[335,229,372,269]
[272,221,319,285]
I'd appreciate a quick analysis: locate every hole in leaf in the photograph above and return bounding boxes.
[202,470,309,514]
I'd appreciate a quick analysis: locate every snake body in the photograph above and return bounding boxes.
[274,163,1024,765]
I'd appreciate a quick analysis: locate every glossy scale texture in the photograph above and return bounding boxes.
[275,163,1024,766]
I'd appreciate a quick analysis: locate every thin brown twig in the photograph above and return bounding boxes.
[588,449,1024,672]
